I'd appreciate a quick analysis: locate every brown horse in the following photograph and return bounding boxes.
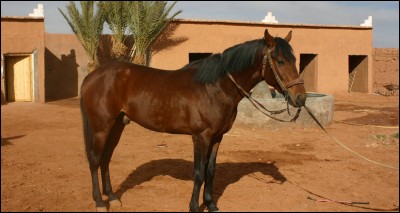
[80,29,306,212]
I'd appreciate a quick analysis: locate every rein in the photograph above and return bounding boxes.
[228,47,303,122]
[228,74,297,122]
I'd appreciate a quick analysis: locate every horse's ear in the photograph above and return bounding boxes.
[284,30,292,43]
[264,29,274,47]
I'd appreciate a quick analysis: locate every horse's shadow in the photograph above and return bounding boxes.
[114,158,286,210]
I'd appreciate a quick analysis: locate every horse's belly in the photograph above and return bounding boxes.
[134,115,191,134]
[123,90,229,135]
[124,103,192,134]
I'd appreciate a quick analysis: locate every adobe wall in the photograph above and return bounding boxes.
[45,29,399,100]
[3,19,395,102]
[1,17,45,103]
[44,22,375,99]
[152,20,373,95]
[372,48,399,95]
[44,33,88,101]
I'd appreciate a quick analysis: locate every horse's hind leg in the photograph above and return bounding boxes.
[85,116,118,212]
[100,114,125,207]
[203,135,222,212]
[88,129,112,212]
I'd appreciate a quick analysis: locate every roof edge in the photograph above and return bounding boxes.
[1,16,44,20]
[172,18,373,29]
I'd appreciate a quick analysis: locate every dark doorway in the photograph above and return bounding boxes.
[189,53,212,63]
[299,54,318,92]
[348,55,368,93]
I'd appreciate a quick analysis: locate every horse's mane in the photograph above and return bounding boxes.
[182,37,295,84]
[185,39,264,83]
[274,37,296,62]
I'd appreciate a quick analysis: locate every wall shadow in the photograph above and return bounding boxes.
[45,48,78,101]
[114,158,286,209]
[1,135,25,146]
[1,90,6,105]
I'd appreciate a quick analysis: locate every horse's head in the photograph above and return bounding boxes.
[262,29,306,108]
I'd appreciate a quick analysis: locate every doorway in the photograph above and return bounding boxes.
[5,54,32,102]
[348,55,368,93]
[299,54,318,92]
[189,53,212,63]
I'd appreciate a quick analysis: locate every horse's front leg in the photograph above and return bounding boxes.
[189,130,211,212]
[203,135,222,212]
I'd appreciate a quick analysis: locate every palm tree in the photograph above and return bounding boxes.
[98,1,130,61]
[127,1,182,66]
[59,1,105,72]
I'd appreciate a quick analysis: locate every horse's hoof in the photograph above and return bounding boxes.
[109,199,122,207]
[208,204,219,212]
[96,206,108,212]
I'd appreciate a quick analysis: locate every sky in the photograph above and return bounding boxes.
[1,1,399,48]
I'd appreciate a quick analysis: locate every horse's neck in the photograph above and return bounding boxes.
[222,67,263,104]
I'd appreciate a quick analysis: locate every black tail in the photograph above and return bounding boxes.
[80,94,92,162]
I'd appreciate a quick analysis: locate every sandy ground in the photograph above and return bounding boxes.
[1,93,399,212]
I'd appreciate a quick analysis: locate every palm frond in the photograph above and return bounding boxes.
[59,1,104,71]
[127,1,182,65]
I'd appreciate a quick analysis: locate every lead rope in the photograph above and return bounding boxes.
[304,106,399,170]
[266,48,397,170]
[229,48,398,169]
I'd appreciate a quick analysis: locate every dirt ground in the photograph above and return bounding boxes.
[1,93,399,212]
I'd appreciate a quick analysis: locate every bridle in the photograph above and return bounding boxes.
[263,47,304,95]
[228,47,304,122]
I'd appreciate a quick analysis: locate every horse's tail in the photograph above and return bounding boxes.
[80,92,92,162]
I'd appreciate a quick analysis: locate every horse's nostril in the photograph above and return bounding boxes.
[296,94,306,106]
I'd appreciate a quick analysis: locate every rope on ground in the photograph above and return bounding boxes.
[285,180,399,212]
[334,120,399,129]
[307,196,369,205]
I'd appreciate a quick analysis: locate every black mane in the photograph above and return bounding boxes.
[184,37,295,84]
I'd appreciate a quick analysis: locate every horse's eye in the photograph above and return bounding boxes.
[277,60,284,65]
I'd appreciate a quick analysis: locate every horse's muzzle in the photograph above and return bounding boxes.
[289,93,306,107]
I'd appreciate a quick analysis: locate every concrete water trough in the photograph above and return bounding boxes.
[236,82,334,128]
